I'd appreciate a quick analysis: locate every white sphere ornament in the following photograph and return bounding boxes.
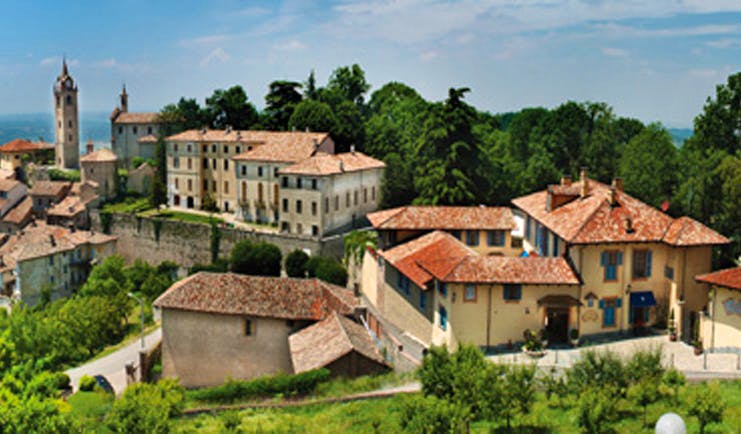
[655,413,686,434]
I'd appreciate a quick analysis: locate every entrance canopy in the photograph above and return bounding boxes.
[538,294,582,308]
[630,291,657,307]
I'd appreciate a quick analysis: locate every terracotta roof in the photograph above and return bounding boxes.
[379,231,475,289]
[419,256,581,285]
[153,273,359,320]
[289,312,388,374]
[137,134,158,143]
[279,152,385,176]
[2,197,33,225]
[0,221,116,268]
[80,148,118,163]
[232,132,331,163]
[112,112,160,124]
[0,168,14,180]
[368,206,516,231]
[696,267,741,291]
[0,179,21,192]
[29,181,71,197]
[47,196,86,217]
[0,139,54,153]
[512,177,729,246]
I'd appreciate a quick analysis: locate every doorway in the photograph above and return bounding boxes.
[546,308,569,344]
[187,196,194,209]
[173,195,180,206]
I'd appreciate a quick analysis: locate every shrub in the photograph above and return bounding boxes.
[285,249,310,278]
[312,257,348,286]
[190,369,331,403]
[399,395,470,434]
[568,350,626,395]
[626,346,664,383]
[659,368,686,404]
[221,410,243,432]
[105,379,184,434]
[79,375,96,392]
[627,380,659,427]
[685,382,726,434]
[230,240,282,277]
[577,387,618,434]
[190,258,229,274]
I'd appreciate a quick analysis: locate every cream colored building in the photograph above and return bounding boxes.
[0,221,117,306]
[0,139,54,172]
[154,273,383,388]
[110,85,162,168]
[127,162,156,195]
[696,267,741,353]
[277,151,385,237]
[53,60,79,169]
[165,129,333,214]
[80,144,118,201]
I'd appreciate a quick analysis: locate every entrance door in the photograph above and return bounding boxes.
[546,308,569,344]
[187,196,194,209]
[173,195,180,206]
[632,306,648,336]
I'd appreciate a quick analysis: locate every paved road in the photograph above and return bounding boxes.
[66,327,162,395]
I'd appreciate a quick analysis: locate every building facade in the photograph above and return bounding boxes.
[80,144,118,200]
[696,267,741,353]
[110,86,162,168]
[53,60,79,169]
[0,139,54,172]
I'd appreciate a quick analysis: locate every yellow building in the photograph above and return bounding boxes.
[512,171,729,342]
[0,138,54,172]
[696,267,741,353]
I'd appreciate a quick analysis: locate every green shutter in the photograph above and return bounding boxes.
[646,251,652,277]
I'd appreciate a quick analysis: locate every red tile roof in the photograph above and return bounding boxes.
[379,231,475,289]
[696,267,741,291]
[137,134,158,143]
[512,177,729,246]
[153,273,359,320]
[368,206,516,231]
[29,181,71,197]
[279,152,385,176]
[0,139,54,153]
[2,197,33,225]
[0,179,21,192]
[289,312,388,374]
[112,112,160,124]
[80,148,117,163]
[419,256,581,285]
[232,132,331,163]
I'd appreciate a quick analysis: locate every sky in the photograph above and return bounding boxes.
[0,0,739,127]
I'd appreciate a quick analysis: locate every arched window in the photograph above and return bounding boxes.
[66,95,72,104]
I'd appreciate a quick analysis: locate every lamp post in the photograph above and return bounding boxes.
[128,292,145,349]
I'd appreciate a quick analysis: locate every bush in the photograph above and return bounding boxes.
[577,387,618,434]
[626,347,664,383]
[190,369,331,403]
[190,258,229,274]
[230,240,282,277]
[285,249,310,278]
[568,350,627,395]
[685,382,726,434]
[79,375,96,392]
[399,395,470,434]
[306,256,348,286]
[106,379,184,434]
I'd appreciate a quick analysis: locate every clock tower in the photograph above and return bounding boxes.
[54,59,79,169]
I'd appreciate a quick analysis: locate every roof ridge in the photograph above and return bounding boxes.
[569,197,608,243]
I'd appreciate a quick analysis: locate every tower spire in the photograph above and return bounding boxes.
[62,57,68,76]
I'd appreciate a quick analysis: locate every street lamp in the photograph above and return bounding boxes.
[127,292,145,349]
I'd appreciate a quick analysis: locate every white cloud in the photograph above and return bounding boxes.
[199,47,230,67]
[39,56,79,67]
[181,34,234,47]
[601,47,629,58]
[94,58,117,68]
[419,50,439,61]
[273,40,307,51]
[594,23,739,38]
[705,38,740,48]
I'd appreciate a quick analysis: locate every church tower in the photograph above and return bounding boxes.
[54,59,79,169]
[119,84,129,113]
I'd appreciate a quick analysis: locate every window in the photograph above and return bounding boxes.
[296,200,302,214]
[258,167,263,177]
[601,251,622,281]
[599,298,620,327]
[419,292,427,310]
[244,319,253,336]
[450,230,461,240]
[212,181,217,191]
[439,306,447,330]
[241,165,247,176]
[464,284,476,302]
[281,222,290,233]
[148,127,153,135]
[503,284,522,301]
[224,181,229,194]
[133,126,138,134]
[202,158,208,169]
[282,199,289,212]
[274,168,279,177]
[212,144,217,153]
[241,182,247,202]
[335,196,339,211]
[552,237,559,256]
[346,192,350,207]
[187,144,192,152]
[174,178,179,189]
[372,186,376,200]
[223,145,228,153]
[525,216,532,239]
[312,179,318,190]
[212,159,216,169]
[49,256,54,266]
[487,230,505,247]
[296,223,303,234]
[325,198,330,213]
[312,225,319,236]
[354,190,358,205]
[187,179,192,191]
[664,265,674,280]
[466,231,480,246]
[118,126,123,134]
[311,201,317,216]
[540,227,549,256]
[66,95,71,104]
[174,143,179,152]
[363,188,368,203]
[203,180,208,191]
[437,281,447,297]
[187,158,192,170]
[297,178,302,189]
[236,146,241,154]
[202,145,207,153]
[224,160,229,170]
[282,177,288,188]
[398,274,411,295]
[633,250,652,279]
[68,120,72,128]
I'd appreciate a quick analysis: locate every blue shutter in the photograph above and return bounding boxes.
[644,308,650,322]
[629,307,634,323]
[526,217,531,239]
[616,298,622,308]
[600,252,607,266]
[617,252,623,265]
[599,299,605,309]
[516,285,522,300]
[646,251,652,277]
[553,237,559,257]
[604,307,615,327]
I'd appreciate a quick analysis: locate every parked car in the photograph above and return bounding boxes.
[93,375,114,394]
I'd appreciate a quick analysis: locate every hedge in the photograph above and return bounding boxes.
[190,369,331,403]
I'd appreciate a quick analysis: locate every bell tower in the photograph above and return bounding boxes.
[119,84,128,112]
[54,59,79,169]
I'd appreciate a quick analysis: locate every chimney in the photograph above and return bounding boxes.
[608,187,617,206]
[338,160,345,172]
[624,216,634,233]
[350,144,356,154]
[225,125,232,134]
[49,234,56,247]
[200,128,206,135]
[560,176,572,186]
[580,167,589,198]
[86,139,94,155]
[305,127,310,133]
[611,177,623,192]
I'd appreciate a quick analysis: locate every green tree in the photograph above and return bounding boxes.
[106,379,184,434]
[577,387,618,434]
[331,100,365,152]
[343,230,378,267]
[205,86,259,130]
[313,258,348,286]
[627,380,659,427]
[686,382,726,434]
[399,395,470,434]
[499,365,536,430]
[619,123,678,208]
[230,241,282,277]
[79,255,133,322]
[150,136,167,209]
[380,153,416,208]
[288,99,337,134]
[324,64,371,108]
[160,97,207,133]
[304,69,318,100]
[285,249,309,278]
[688,72,741,155]
[264,80,303,130]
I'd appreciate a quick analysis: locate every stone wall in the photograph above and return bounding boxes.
[91,210,345,268]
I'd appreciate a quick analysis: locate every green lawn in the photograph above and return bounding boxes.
[102,197,153,214]
[67,391,114,433]
[171,380,741,434]
[138,209,224,226]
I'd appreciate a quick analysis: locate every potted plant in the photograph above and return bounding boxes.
[522,329,546,358]
[569,328,580,347]
[667,309,677,341]
[692,339,703,356]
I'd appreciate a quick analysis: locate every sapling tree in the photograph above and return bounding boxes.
[686,382,725,434]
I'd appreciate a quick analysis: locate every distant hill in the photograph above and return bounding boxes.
[668,128,693,146]
[0,112,111,154]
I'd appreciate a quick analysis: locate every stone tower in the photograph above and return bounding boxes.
[54,59,79,169]
[119,84,128,113]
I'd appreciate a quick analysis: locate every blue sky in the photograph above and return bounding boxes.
[0,0,739,127]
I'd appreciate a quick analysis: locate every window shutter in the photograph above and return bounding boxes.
[616,298,622,308]
[517,285,522,300]
[599,299,605,309]
[617,252,623,265]
[600,252,607,266]
[644,308,650,322]
[629,307,634,323]
[646,251,652,277]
